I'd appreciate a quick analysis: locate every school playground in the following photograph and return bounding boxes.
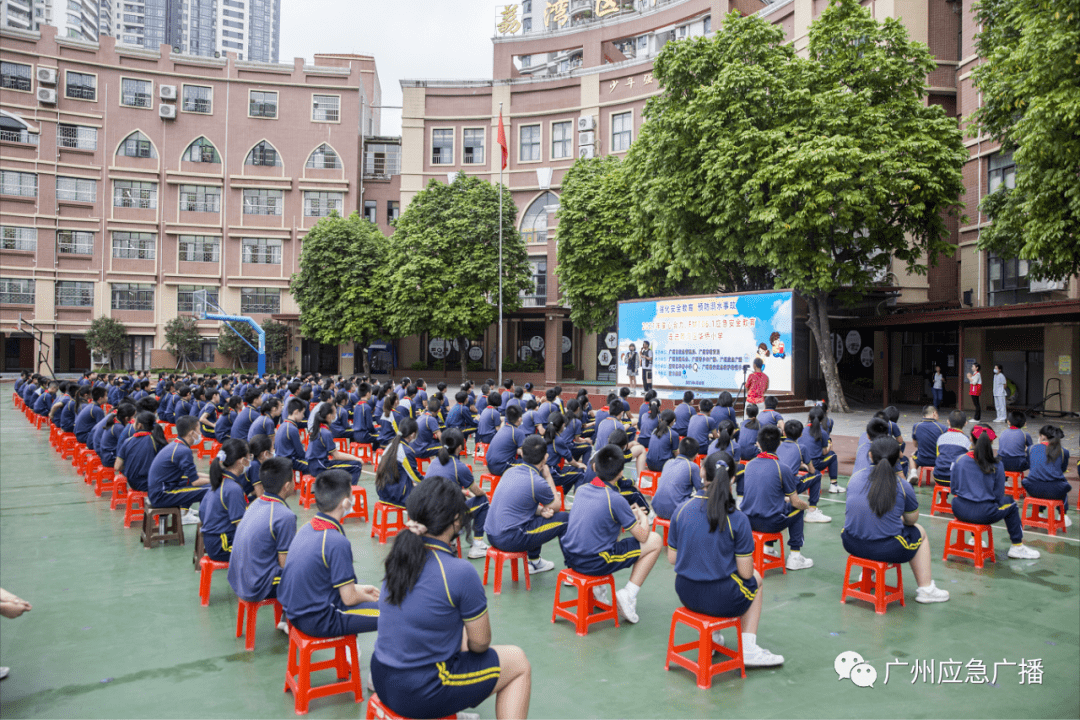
[1,394,1078,720]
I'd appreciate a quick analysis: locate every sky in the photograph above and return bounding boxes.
[279,0,510,135]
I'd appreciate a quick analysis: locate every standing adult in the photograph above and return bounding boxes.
[745,358,769,419]
[640,341,653,393]
[931,365,944,409]
[992,364,1008,423]
[966,363,983,421]
[625,343,639,395]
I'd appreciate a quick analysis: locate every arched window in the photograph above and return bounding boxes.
[519,191,558,244]
[306,143,341,169]
[117,131,156,158]
[183,137,220,163]
[245,140,281,167]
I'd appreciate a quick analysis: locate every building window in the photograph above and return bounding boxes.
[242,237,282,264]
[111,231,156,260]
[179,185,221,213]
[552,120,572,159]
[242,188,283,215]
[56,176,96,203]
[612,111,632,152]
[65,71,96,100]
[120,78,153,108]
[306,144,341,169]
[0,278,34,304]
[118,131,155,158]
[523,0,531,12]
[520,55,531,68]
[987,253,1033,306]
[0,117,38,145]
[303,191,343,217]
[523,258,547,307]
[57,230,94,255]
[240,287,280,313]
[177,285,218,313]
[249,90,278,118]
[183,137,221,163]
[519,191,558,245]
[178,235,220,262]
[111,282,154,310]
[311,94,340,122]
[1,171,38,198]
[1,226,36,251]
[55,280,94,307]
[364,143,401,176]
[523,17,532,32]
[988,151,1015,194]
[57,124,97,150]
[182,84,212,113]
[432,129,453,165]
[520,125,541,162]
[703,15,711,33]
[245,140,281,167]
[113,180,157,209]
[388,201,400,224]
[1,62,32,91]
[193,340,216,363]
[463,129,485,164]
[363,200,377,223]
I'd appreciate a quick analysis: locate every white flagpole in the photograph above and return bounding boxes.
[498,102,504,388]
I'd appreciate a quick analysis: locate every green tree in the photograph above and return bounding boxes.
[385,173,532,382]
[290,212,389,375]
[163,316,202,370]
[971,0,1080,280]
[84,316,128,370]
[217,321,258,370]
[261,319,291,370]
[624,0,966,411]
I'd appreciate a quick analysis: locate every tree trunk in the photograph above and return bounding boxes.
[802,290,851,413]
[361,341,371,377]
[459,336,469,384]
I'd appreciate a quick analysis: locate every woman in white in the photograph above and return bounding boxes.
[966,363,983,421]
[625,343,639,394]
[932,365,944,409]
[993,365,1008,423]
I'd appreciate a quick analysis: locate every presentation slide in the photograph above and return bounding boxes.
[616,291,794,392]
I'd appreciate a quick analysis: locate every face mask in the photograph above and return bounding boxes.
[993,369,999,374]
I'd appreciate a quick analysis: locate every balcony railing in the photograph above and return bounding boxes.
[0,129,39,145]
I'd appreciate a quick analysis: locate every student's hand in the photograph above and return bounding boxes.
[356,584,380,603]
[539,506,555,519]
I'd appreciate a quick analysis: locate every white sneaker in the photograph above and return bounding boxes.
[467,537,489,559]
[181,509,200,525]
[1065,515,1073,528]
[276,620,289,633]
[804,508,832,523]
[457,713,480,720]
[762,544,780,558]
[785,552,814,570]
[827,483,846,494]
[527,558,555,574]
[1008,544,1041,559]
[0,666,8,680]
[915,582,950,604]
[907,470,919,484]
[615,587,639,624]
[711,630,724,647]
[743,645,784,667]
[592,584,611,606]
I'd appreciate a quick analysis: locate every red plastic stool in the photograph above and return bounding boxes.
[1003,471,1025,501]
[110,474,129,510]
[342,487,369,523]
[751,531,786,575]
[92,466,116,497]
[638,470,661,497]
[162,423,177,441]
[1022,496,1066,536]
[333,437,351,454]
[551,569,619,636]
[655,517,671,546]
[237,597,283,651]
[840,556,905,614]
[930,484,952,516]
[49,424,60,449]
[32,413,48,430]
[483,547,531,594]
[198,553,230,606]
[350,443,374,464]
[124,491,148,528]
[298,475,317,510]
[283,625,364,715]
[365,693,454,720]
[82,456,102,484]
[416,457,431,475]
[942,520,996,568]
[373,448,384,467]
[917,466,935,487]
[195,437,220,460]
[478,474,500,500]
[665,607,745,688]
[59,433,77,460]
[370,502,406,544]
[474,442,488,464]
[554,485,566,511]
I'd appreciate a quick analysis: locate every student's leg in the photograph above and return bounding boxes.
[628,531,663,586]
[634,447,648,477]
[972,395,981,421]
[815,454,838,481]
[338,603,380,634]
[291,457,310,474]
[908,524,933,587]
[782,510,805,551]
[490,645,531,720]
[329,459,363,485]
[740,571,764,635]
[1021,480,1071,510]
[795,473,822,508]
[467,494,489,537]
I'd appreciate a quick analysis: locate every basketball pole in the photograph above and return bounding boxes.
[497,101,504,388]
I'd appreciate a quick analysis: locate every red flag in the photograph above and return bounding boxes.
[497,111,508,170]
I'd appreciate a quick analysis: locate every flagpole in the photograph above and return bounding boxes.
[497,101,504,388]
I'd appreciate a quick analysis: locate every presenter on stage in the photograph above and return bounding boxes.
[640,341,653,394]
[745,358,769,419]
[625,343,639,395]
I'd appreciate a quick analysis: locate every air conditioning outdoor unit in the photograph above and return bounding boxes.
[577,115,596,132]
[37,87,57,104]
[36,67,57,84]
[159,103,177,119]
[578,145,595,159]
[578,131,594,146]
[159,84,177,100]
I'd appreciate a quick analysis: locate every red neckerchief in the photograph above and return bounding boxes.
[1009,426,1019,430]
[311,514,343,533]
[947,428,965,434]
[966,451,975,459]
[261,493,287,505]
[132,431,151,438]
[590,478,606,487]
[757,452,779,460]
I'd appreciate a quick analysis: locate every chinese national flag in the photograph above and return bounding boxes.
[497,111,508,170]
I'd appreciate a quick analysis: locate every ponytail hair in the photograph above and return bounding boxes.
[313,402,335,431]
[1039,424,1063,461]
[376,417,417,491]
[648,399,660,420]
[107,402,136,429]
[545,412,566,444]
[973,431,997,473]
[806,406,823,442]
[383,477,471,605]
[867,437,901,517]
[439,428,464,465]
[382,392,398,418]
[743,403,760,431]
[210,438,249,491]
[261,397,281,415]
[655,409,676,438]
[704,460,733,534]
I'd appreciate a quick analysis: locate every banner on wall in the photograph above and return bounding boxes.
[617,291,794,392]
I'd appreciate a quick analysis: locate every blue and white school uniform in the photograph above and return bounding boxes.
[735,421,760,462]
[411,412,443,459]
[637,412,659,449]
[329,407,352,439]
[248,413,277,444]
[561,418,591,462]
[484,463,568,560]
[306,426,363,484]
[115,431,160,492]
[842,468,922,563]
[377,442,421,507]
[740,452,804,550]
[97,420,127,467]
[652,456,702,520]
[686,414,717,456]
[376,413,401,449]
[951,453,1024,544]
[673,403,695,438]
[485,424,527,477]
[198,471,248,561]
[911,419,947,468]
[215,410,236,442]
[998,427,1033,473]
[777,438,821,506]
[646,427,679,472]
[933,429,970,484]
[425,456,488,538]
[475,406,502,445]
[797,428,837,481]
[231,406,259,441]
[74,403,104,445]
[273,419,309,474]
[546,434,583,492]
[227,493,297,602]
[352,402,378,447]
[758,409,784,427]
[559,479,641,576]
[147,439,207,509]
[1022,443,1072,512]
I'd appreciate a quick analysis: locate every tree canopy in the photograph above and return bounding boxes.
[217,321,258,369]
[163,316,202,369]
[85,317,128,369]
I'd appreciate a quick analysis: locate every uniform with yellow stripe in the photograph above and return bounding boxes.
[559,477,643,576]
[950,451,1027,546]
[485,463,569,561]
[198,468,249,562]
[841,465,924,564]
[740,451,807,551]
[147,437,208,509]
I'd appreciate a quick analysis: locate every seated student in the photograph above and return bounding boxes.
[842,437,950,603]
[758,397,784,427]
[445,391,477,443]
[97,403,136,468]
[371,479,532,720]
[777,420,830,523]
[707,423,736,458]
[74,387,107,445]
[485,405,528,477]
[374,417,422,508]
[673,391,696,438]
[248,397,281,444]
[561,400,593,462]
[115,411,166,493]
[559,445,663,623]
[198,439,250,562]
[173,385,195,420]
[230,389,263,441]
[998,412,1034,473]
[667,454,784,666]
[376,393,403,449]
[351,383,379,449]
[475,392,503,446]
[473,384,490,415]
[243,434,273,500]
[485,435,567,575]
[910,405,947,480]
[797,407,841,494]
[48,382,72,428]
[534,388,559,429]
[424,429,490,553]
[933,410,971,490]
[592,398,623,449]
[576,388,596,439]
[652,438,702,520]
[819,399,835,435]
[228,456,297,611]
[274,399,310,475]
[215,395,242,443]
[305,403,365,485]
[686,400,718,459]
[278,470,380,639]
[851,418,891,477]
[951,432,1041,559]
[32,380,58,417]
[1023,425,1072,528]
[198,388,221,439]
[741,425,814,570]
[328,392,352,439]
[89,408,112,456]
[882,406,911,477]
[59,386,89,434]
[710,392,739,438]
[147,416,209,523]
[400,384,420,420]
[545,412,586,493]
[637,399,660,450]
[505,387,524,415]
[736,406,762,462]
[411,396,444,459]
[646,410,680,473]
[158,382,177,423]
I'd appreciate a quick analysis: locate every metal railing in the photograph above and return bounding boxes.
[180,199,220,213]
[65,85,96,100]
[1,181,37,198]
[0,129,39,144]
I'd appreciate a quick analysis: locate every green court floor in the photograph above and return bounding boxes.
[1,396,1078,719]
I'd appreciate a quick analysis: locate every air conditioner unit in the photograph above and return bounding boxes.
[36,67,57,84]
[578,145,595,159]
[577,115,596,132]
[37,87,57,104]
[159,84,177,100]
[1029,278,1066,293]
[159,103,176,119]
[578,131,594,146]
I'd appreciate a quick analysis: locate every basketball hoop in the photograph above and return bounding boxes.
[192,289,207,320]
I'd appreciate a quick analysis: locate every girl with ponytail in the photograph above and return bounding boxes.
[97,402,136,468]
[243,433,274,500]
[375,416,420,506]
[736,405,761,461]
[798,406,840,493]
[1023,425,1072,528]
[305,402,365,484]
[637,400,661,449]
[424,428,491,548]
[646,409,679,472]
[198,438,250,561]
[376,392,401,449]
[712,392,739,437]
[545,412,586,492]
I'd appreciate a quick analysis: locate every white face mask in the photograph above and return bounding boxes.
[993,369,999,374]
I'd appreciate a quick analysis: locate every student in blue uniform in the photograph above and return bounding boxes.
[147,416,209,522]
[842,437,950,603]
[592,398,625,450]
[351,383,379,448]
[686,400,717,459]
[646,409,679,472]
[736,406,762,462]
[545,412,586,494]
[198,439,250,562]
[230,388,262,441]
[561,400,592,461]
[998,412,1034,473]
[933,410,970,490]
[328,392,352,439]
[910,405,947,480]
[485,405,528,477]
[951,431,1041,559]
[424,429,491,559]
[777,420,830,523]
[239,433,273,499]
[215,395,242,442]
[371,478,532,720]
[248,397,281,444]
[797,407,840,494]
[445,391,477,443]
[376,393,403,448]
[74,387,107,445]
[278,470,380,638]
[758,397,784,427]
[274,399,310,475]
[707,423,736,458]
[1023,425,1072,527]
[114,411,165,493]
[740,425,814,570]
[32,380,57,417]
[158,382,178,423]
[305,403,364,484]
[59,386,88,433]
[375,417,422,507]
[559,445,663,624]
[173,385,195,420]
[882,406,911,477]
[673,391,696,438]
[667,453,784,666]
[97,403,136,468]
[711,392,739,438]
[652,438,702,520]
[534,388,559,428]
[637,398,659,449]
[228,456,296,608]
[411,396,444,459]
[475,392,503,445]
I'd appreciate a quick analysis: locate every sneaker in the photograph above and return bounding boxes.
[785,552,814,570]
[827,483,846,494]
[467,537,490,559]
[711,630,724,647]
[915,582,950,604]
[1065,515,1073,528]
[907,470,919,484]
[1007,544,1041,560]
[763,544,780,558]
[181,509,200,526]
[735,496,743,510]
[615,587,639,624]
[528,558,555,574]
[0,667,8,680]
[592,585,611,606]
[457,714,480,720]
[804,508,832,523]
[276,620,289,633]
[743,645,784,667]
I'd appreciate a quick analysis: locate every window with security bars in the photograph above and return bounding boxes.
[432,129,453,165]
[552,121,572,159]
[249,90,278,118]
[312,94,340,122]
[118,131,155,158]
[183,137,220,163]
[242,237,281,264]
[303,191,342,217]
[112,232,156,260]
[1,226,36,251]
[463,129,485,165]
[56,176,96,203]
[57,124,97,150]
[520,125,541,162]
[120,78,152,108]
[522,258,546,307]
[177,285,218,312]
[245,140,281,167]
[2,62,32,91]
[178,235,220,262]
[242,189,283,215]
[179,185,221,213]
[612,111,632,152]
[182,85,212,113]
[111,283,154,310]
[65,71,96,100]
[240,287,280,314]
[306,144,341,169]
[1,171,37,198]
[113,180,157,208]
[0,278,34,304]
[55,280,93,307]
[57,230,94,255]
[364,143,401,176]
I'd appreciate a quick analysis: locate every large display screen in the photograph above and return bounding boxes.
[616,291,794,392]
